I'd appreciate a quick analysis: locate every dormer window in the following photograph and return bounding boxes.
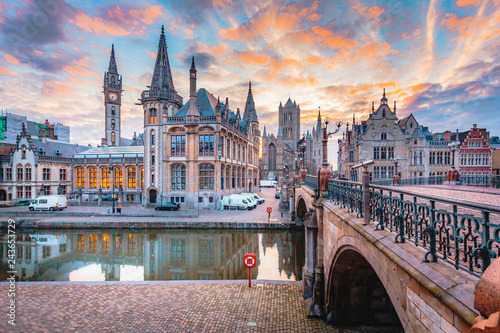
[382,110,386,117]
[55,149,61,157]
[38,148,45,156]
[410,122,413,128]
[381,133,387,140]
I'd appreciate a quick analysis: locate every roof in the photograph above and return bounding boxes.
[74,146,144,158]
[31,139,89,158]
[284,98,295,108]
[175,88,218,117]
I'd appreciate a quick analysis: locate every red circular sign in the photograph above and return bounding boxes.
[266,207,272,213]
[243,253,257,268]
[266,242,272,248]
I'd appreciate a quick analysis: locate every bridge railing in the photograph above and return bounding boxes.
[304,175,318,190]
[309,178,500,277]
[370,175,500,188]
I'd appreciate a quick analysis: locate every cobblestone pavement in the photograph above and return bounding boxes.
[0,281,403,332]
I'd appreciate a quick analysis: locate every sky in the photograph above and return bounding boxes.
[0,0,499,166]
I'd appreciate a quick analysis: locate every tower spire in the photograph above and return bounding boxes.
[108,44,118,74]
[150,25,175,92]
[380,88,388,104]
[243,81,258,123]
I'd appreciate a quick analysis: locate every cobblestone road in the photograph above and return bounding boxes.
[0,281,403,332]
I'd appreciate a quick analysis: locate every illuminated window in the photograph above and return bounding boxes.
[114,167,123,188]
[102,234,110,254]
[127,167,136,188]
[111,132,116,145]
[88,168,97,188]
[89,234,97,253]
[149,108,157,124]
[76,167,84,188]
[141,167,144,188]
[101,168,110,188]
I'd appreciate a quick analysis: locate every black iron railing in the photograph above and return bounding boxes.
[304,175,318,190]
[371,175,500,188]
[458,175,500,188]
[303,178,500,277]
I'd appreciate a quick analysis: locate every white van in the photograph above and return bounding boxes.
[259,180,278,188]
[241,193,265,204]
[29,195,67,211]
[221,195,252,210]
[30,234,67,246]
[235,194,257,209]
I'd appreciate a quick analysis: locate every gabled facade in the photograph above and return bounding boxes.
[459,124,492,175]
[141,27,260,208]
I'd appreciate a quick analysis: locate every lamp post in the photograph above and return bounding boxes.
[299,138,307,183]
[392,158,400,185]
[319,115,342,196]
[447,140,460,183]
[109,164,115,214]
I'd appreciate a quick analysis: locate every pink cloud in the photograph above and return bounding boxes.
[0,67,18,76]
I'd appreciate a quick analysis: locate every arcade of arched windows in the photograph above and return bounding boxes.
[73,165,143,191]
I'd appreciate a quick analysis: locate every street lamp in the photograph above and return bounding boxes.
[299,138,307,183]
[109,164,115,214]
[319,113,342,196]
[447,140,460,183]
[392,158,400,185]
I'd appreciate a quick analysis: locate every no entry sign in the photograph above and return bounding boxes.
[244,253,256,287]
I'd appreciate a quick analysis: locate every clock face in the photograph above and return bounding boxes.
[109,93,118,101]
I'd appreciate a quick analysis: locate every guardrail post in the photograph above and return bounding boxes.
[424,200,438,263]
[363,171,370,225]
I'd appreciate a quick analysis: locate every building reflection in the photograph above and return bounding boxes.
[0,230,290,282]
[261,231,305,281]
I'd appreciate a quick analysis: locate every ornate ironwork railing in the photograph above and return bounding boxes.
[458,175,500,188]
[304,178,500,277]
[371,175,500,188]
[304,175,318,190]
[327,179,364,218]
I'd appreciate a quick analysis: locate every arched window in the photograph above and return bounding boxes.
[111,119,115,129]
[21,145,26,159]
[171,164,186,190]
[382,110,386,117]
[101,167,110,188]
[381,133,387,140]
[16,164,23,181]
[141,167,144,188]
[232,166,236,188]
[221,164,224,190]
[114,167,123,188]
[199,164,214,190]
[226,165,230,189]
[151,130,155,146]
[111,106,115,116]
[76,167,85,188]
[149,108,157,124]
[88,167,97,188]
[127,167,136,189]
[25,164,32,181]
[111,76,116,84]
[268,143,277,171]
[111,132,116,145]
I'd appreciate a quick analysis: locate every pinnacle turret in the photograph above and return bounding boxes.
[150,25,175,92]
[108,44,118,74]
[243,81,258,123]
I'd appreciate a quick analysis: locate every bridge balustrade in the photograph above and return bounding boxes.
[304,175,318,190]
[306,178,500,277]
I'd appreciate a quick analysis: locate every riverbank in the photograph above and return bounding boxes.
[0,280,397,332]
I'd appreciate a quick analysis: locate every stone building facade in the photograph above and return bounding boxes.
[141,27,260,208]
[0,124,87,201]
[459,124,492,176]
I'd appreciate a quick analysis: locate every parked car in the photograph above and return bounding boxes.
[94,195,114,201]
[240,193,265,204]
[15,200,31,206]
[155,202,180,211]
[29,195,67,211]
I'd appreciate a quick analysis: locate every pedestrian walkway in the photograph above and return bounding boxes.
[0,281,403,332]
[397,185,500,206]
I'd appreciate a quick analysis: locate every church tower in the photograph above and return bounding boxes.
[279,97,301,150]
[141,26,183,204]
[103,44,122,146]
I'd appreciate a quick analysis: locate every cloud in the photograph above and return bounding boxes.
[69,4,163,36]
[4,54,20,65]
[0,67,18,76]
[179,52,217,70]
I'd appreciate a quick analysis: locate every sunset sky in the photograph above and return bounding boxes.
[1,0,499,164]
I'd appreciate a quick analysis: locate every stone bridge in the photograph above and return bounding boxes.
[294,182,500,333]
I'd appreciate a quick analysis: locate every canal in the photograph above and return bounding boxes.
[0,229,305,282]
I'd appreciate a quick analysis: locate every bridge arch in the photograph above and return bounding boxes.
[326,240,405,328]
[296,196,308,222]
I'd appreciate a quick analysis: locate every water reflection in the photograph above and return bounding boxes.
[0,229,304,282]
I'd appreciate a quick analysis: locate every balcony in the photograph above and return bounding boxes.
[141,90,183,106]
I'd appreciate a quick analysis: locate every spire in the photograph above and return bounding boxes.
[243,81,258,123]
[277,125,282,137]
[262,126,267,137]
[317,107,321,123]
[108,44,118,74]
[279,101,283,108]
[150,25,175,92]
[380,88,388,104]
[187,56,198,116]
[190,56,196,71]
[284,97,294,107]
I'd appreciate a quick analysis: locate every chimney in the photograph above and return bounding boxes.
[39,129,47,143]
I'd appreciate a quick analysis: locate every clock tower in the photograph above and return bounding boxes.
[103,44,122,146]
